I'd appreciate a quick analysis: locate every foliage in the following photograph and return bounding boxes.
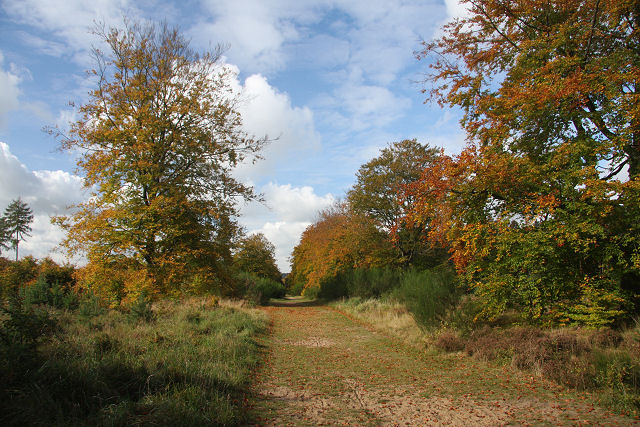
[408,0,640,325]
[0,298,267,425]
[289,203,396,293]
[233,233,281,283]
[319,267,404,300]
[238,272,286,305]
[348,139,447,267]
[1,198,33,261]
[0,217,9,255]
[391,266,460,329]
[52,20,265,298]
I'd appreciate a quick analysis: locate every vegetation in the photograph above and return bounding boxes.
[233,233,282,283]
[289,202,395,295]
[0,264,267,425]
[0,198,33,261]
[52,21,266,300]
[404,0,640,326]
[348,139,446,267]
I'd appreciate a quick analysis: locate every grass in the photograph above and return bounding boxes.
[333,296,640,417]
[0,296,268,426]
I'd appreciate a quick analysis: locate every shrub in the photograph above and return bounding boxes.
[289,281,305,296]
[392,265,460,329]
[435,330,465,352]
[238,273,285,305]
[21,275,79,310]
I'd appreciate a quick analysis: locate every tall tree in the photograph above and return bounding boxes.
[3,198,34,261]
[347,139,446,267]
[53,21,266,296]
[289,203,395,293]
[233,233,282,283]
[0,216,11,256]
[409,0,640,325]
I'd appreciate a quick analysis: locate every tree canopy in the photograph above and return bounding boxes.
[348,139,446,267]
[406,0,640,325]
[54,21,266,298]
[233,233,281,283]
[289,203,395,294]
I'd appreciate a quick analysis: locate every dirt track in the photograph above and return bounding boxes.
[249,301,637,426]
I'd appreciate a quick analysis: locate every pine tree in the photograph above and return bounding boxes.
[3,198,34,261]
[0,216,10,255]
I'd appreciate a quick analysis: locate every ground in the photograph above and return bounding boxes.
[248,298,638,426]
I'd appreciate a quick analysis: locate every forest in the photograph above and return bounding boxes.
[2,0,640,424]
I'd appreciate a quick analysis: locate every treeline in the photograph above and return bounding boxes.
[290,0,640,328]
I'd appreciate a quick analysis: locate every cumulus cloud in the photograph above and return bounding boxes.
[444,0,472,20]
[239,182,334,271]
[0,142,85,262]
[231,72,321,182]
[0,51,22,128]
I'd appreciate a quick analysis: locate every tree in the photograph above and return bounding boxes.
[0,217,10,256]
[233,233,281,283]
[347,139,446,267]
[289,203,395,294]
[3,198,34,261]
[410,0,640,325]
[53,21,266,297]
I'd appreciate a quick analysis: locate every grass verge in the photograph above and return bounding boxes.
[1,297,268,426]
[333,296,640,418]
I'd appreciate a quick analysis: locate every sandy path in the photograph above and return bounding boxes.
[248,303,637,426]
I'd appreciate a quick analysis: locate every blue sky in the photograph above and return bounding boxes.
[0,0,468,271]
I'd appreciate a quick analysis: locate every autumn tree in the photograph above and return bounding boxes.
[289,202,395,294]
[409,0,640,325]
[2,198,34,261]
[233,233,281,283]
[347,139,446,267]
[54,21,266,298]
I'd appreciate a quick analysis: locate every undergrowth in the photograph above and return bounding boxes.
[0,296,268,426]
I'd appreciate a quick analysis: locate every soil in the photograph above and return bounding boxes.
[248,300,638,426]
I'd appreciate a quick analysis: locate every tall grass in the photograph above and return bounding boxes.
[0,296,268,426]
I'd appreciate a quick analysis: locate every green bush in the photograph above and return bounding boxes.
[21,275,79,310]
[288,281,305,296]
[239,273,285,305]
[392,265,460,329]
[318,267,403,300]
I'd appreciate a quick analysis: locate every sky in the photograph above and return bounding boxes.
[0,0,468,272]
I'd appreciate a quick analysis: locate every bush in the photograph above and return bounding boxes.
[288,281,305,296]
[21,275,79,310]
[318,267,405,300]
[239,273,286,305]
[392,265,460,329]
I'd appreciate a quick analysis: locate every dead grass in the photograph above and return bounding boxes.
[331,298,427,346]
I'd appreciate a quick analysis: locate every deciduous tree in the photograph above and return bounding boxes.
[233,233,281,283]
[348,139,446,267]
[53,21,266,297]
[289,203,395,293]
[410,0,640,325]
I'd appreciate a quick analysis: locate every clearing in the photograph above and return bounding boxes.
[249,299,637,426]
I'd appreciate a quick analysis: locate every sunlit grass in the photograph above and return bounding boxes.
[1,297,268,425]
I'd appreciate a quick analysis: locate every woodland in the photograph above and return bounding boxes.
[2,0,640,424]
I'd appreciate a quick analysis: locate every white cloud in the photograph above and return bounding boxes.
[0,51,22,128]
[0,142,85,262]
[444,0,471,20]
[239,182,334,271]
[232,73,321,182]
[2,0,137,63]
